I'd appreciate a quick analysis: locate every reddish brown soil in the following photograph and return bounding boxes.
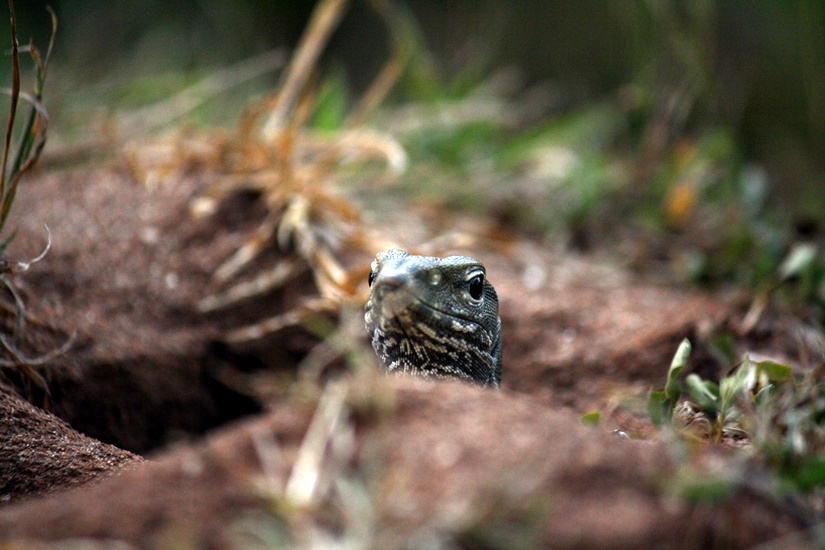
[0,378,807,547]
[0,167,814,547]
[0,386,140,502]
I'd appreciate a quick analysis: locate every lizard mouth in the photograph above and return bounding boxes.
[374,286,492,344]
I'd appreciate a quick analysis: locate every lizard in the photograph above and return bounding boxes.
[364,249,502,387]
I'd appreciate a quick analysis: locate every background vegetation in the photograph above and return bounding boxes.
[3,1,824,306]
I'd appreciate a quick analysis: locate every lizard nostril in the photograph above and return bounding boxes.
[373,278,403,300]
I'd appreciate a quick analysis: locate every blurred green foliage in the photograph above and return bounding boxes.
[3,1,824,311]
[648,338,825,507]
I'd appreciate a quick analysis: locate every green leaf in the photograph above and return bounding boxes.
[709,333,736,365]
[756,360,793,384]
[647,339,692,427]
[685,374,719,420]
[785,455,825,491]
[719,356,751,412]
[665,338,691,402]
[719,376,744,414]
[580,411,601,426]
[647,390,667,427]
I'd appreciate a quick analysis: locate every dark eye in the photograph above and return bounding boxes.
[368,270,377,286]
[468,274,484,300]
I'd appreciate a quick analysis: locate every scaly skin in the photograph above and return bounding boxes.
[364,249,502,387]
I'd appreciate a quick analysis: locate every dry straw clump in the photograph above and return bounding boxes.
[125,0,411,342]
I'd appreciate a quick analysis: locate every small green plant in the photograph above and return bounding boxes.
[650,338,825,511]
[647,338,691,427]
[648,338,793,443]
[684,356,792,443]
[748,363,825,495]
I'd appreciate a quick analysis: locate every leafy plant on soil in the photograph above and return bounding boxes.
[648,339,793,442]
[0,1,70,392]
[649,337,825,506]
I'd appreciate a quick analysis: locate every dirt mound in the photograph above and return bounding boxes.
[0,168,813,546]
[0,386,140,502]
[0,378,807,547]
[4,168,289,452]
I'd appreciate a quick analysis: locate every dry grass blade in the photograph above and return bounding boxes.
[127,0,419,343]
[0,3,70,393]
[1,2,55,234]
[7,225,51,274]
[0,0,22,204]
[250,429,287,497]
[0,329,75,368]
[285,379,349,507]
[346,58,402,127]
[261,0,350,140]
[198,259,303,312]
[0,328,75,396]
[214,211,283,283]
[223,297,334,344]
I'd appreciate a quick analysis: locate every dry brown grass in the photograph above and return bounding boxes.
[124,0,416,342]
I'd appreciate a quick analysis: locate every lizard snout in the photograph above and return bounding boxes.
[371,262,413,300]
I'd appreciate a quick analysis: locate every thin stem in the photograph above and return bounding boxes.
[1,0,21,193]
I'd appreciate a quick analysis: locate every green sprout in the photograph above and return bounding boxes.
[647,338,691,427]
[682,358,750,443]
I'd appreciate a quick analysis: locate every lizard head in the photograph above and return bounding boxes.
[364,249,502,387]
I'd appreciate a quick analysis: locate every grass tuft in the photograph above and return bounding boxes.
[124,0,470,345]
[1,1,55,243]
[0,1,70,395]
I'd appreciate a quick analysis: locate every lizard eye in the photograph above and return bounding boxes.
[368,270,377,287]
[468,274,484,301]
